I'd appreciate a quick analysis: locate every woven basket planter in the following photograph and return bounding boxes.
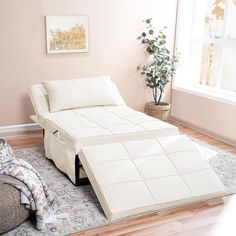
[145,102,171,121]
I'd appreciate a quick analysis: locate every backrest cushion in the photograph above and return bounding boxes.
[42,76,125,112]
[29,84,50,116]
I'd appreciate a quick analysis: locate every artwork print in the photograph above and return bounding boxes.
[46,16,89,53]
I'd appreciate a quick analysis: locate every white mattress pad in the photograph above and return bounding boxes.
[42,106,179,153]
[80,135,225,220]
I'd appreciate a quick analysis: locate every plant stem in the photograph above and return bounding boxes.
[154,87,158,104]
[152,88,155,104]
[157,89,163,105]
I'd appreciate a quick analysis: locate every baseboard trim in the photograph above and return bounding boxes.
[169,115,236,147]
[0,123,41,136]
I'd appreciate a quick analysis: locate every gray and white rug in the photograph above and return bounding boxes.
[4,138,236,236]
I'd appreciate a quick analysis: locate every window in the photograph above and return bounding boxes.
[175,0,236,99]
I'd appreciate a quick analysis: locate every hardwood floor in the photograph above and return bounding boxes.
[4,120,236,236]
[5,129,43,149]
[168,119,236,154]
[70,198,235,236]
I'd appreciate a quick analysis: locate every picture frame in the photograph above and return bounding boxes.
[45,16,89,54]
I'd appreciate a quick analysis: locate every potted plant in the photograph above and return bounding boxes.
[137,18,179,120]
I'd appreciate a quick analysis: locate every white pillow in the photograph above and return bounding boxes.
[42,76,125,112]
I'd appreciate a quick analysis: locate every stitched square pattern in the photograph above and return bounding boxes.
[134,156,177,179]
[80,135,225,220]
[146,176,191,203]
[44,105,179,150]
[169,150,210,174]
[93,160,142,186]
[102,182,154,215]
[82,143,129,166]
[157,135,197,154]
[123,139,164,158]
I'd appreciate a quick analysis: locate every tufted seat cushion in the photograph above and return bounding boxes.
[0,182,29,234]
[43,105,179,153]
[80,135,225,220]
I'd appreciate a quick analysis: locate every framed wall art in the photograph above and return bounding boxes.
[46,16,89,54]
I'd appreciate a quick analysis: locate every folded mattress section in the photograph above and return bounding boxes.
[42,106,179,153]
[80,135,225,220]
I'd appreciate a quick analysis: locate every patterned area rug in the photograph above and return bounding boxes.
[4,138,236,236]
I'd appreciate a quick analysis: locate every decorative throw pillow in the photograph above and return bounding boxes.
[42,76,125,112]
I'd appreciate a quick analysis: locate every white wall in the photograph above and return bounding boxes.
[171,89,236,145]
[0,0,177,125]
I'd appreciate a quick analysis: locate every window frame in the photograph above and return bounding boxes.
[174,0,236,104]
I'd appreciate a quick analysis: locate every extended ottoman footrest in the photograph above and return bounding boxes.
[79,135,226,220]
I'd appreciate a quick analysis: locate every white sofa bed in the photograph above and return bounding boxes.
[29,76,225,221]
[29,76,179,185]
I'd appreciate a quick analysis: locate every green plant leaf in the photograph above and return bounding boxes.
[137,19,179,104]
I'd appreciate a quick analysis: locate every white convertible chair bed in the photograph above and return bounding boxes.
[29,76,179,185]
[29,76,225,221]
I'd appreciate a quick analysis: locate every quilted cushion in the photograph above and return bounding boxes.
[42,76,125,112]
[80,135,225,220]
[43,106,179,153]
